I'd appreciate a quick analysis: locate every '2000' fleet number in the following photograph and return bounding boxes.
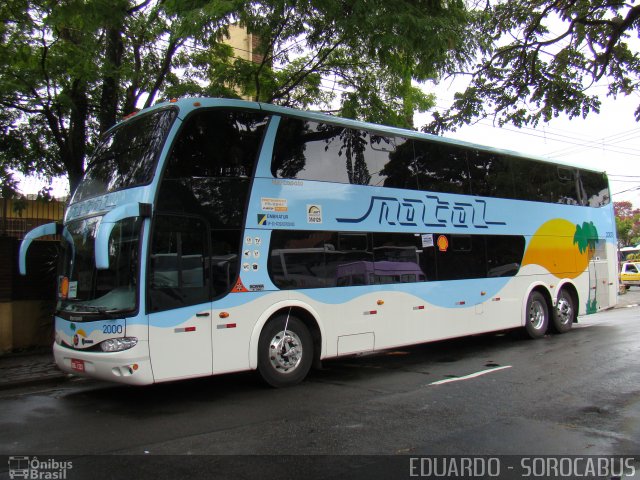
[103,324,124,335]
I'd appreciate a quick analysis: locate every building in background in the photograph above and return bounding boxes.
[1,195,66,240]
[0,195,65,352]
[227,24,264,67]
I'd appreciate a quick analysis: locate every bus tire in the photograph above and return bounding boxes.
[257,315,313,388]
[524,291,549,339]
[551,289,575,333]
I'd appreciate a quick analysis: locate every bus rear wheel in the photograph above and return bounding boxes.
[551,289,575,333]
[258,315,313,388]
[524,291,549,339]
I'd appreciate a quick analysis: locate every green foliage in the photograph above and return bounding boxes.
[573,221,598,255]
[1,0,475,192]
[615,200,640,247]
[426,0,640,133]
[0,166,20,199]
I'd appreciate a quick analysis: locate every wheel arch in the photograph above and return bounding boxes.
[249,300,324,370]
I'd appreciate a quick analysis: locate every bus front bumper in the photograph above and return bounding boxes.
[53,342,154,385]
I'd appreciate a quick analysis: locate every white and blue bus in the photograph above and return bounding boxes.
[19,98,617,387]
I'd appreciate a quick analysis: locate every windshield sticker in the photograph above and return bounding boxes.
[68,281,78,299]
[261,197,288,212]
[307,204,323,224]
[256,213,294,227]
[421,234,434,248]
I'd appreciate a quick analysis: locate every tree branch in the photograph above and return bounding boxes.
[127,0,152,15]
[269,37,342,103]
[585,4,640,80]
[254,11,293,102]
[143,36,184,108]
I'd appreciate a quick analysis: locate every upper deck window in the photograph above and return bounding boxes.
[272,117,407,186]
[163,108,269,180]
[157,108,270,228]
[73,108,178,202]
[271,116,609,207]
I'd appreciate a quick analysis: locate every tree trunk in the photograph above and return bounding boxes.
[66,81,89,195]
[98,26,124,134]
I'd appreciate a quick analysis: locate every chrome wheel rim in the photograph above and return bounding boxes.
[556,296,573,326]
[268,330,303,374]
[528,299,545,330]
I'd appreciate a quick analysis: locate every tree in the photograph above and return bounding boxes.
[0,0,243,191]
[614,200,640,247]
[426,0,640,133]
[0,0,475,193]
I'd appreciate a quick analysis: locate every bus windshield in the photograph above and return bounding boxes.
[72,108,177,202]
[57,216,142,319]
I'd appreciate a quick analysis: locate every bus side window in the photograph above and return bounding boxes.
[267,230,331,289]
[467,150,515,199]
[272,119,349,183]
[272,118,410,188]
[412,142,471,195]
[579,170,610,207]
[486,235,525,277]
[148,214,210,312]
[436,235,486,281]
[158,109,269,228]
[368,134,412,188]
[372,232,426,284]
[210,229,242,296]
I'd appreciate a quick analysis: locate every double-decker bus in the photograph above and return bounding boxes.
[19,98,617,387]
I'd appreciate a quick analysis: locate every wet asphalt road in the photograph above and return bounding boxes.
[1,292,640,479]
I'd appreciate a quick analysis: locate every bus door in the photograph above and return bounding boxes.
[588,259,610,312]
[147,214,213,381]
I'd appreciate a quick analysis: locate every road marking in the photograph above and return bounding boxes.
[429,365,512,386]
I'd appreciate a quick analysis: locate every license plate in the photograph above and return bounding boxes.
[71,358,85,373]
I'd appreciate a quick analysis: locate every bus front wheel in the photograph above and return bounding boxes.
[258,315,313,388]
[524,291,549,339]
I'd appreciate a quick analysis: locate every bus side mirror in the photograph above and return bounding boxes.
[19,222,62,275]
[95,203,151,270]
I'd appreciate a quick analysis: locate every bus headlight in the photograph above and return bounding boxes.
[100,337,138,352]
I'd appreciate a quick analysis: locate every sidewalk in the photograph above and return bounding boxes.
[1,291,638,391]
[616,286,640,308]
[0,347,69,390]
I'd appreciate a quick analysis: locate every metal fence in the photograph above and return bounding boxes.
[0,197,66,240]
